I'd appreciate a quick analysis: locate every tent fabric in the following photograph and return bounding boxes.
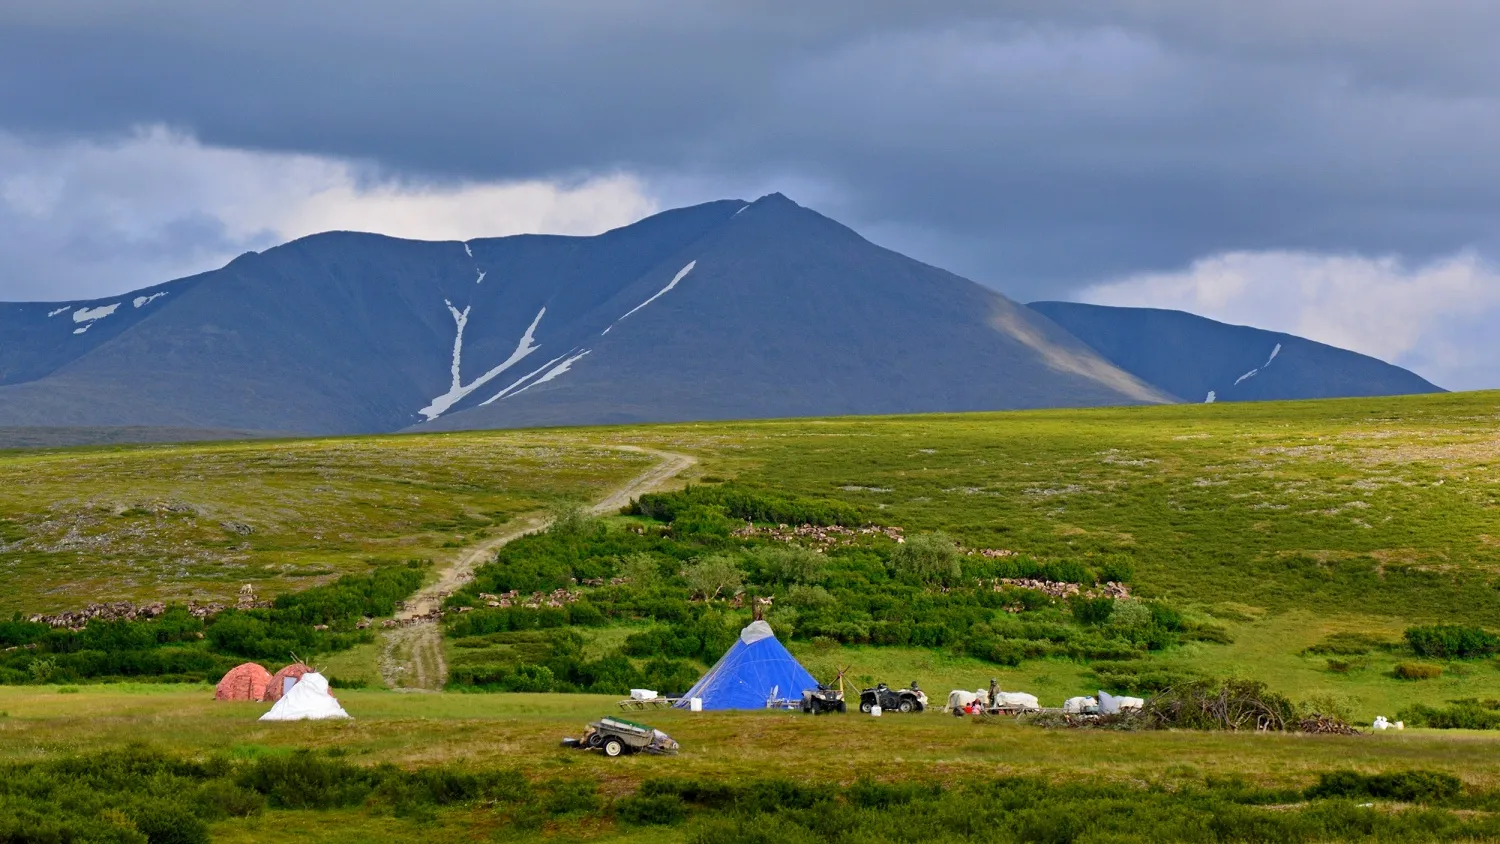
[215,663,272,701]
[258,672,350,721]
[1097,690,1144,715]
[675,620,818,710]
[265,663,312,702]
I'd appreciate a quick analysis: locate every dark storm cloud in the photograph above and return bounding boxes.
[3,1,1500,299]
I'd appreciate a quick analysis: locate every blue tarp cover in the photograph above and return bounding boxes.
[677,620,818,710]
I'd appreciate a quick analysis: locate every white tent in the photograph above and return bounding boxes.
[258,672,350,721]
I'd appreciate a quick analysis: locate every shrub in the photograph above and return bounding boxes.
[235,750,381,809]
[1096,556,1136,584]
[1324,659,1367,674]
[681,554,744,600]
[630,484,863,527]
[1398,699,1500,730]
[1393,662,1443,680]
[619,552,665,590]
[889,533,961,586]
[548,503,599,538]
[747,545,826,585]
[1306,770,1462,804]
[1405,625,1500,659]
[1305,632,1387,656]
[616,793,688,826]
[126,800,209,844]
[1069,596,1115,626]
[1107,599,1155,640]
[672,505,738,539]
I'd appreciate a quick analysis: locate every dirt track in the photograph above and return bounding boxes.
[378,446,696,691]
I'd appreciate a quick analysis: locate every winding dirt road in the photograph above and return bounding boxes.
[378,445,696,691]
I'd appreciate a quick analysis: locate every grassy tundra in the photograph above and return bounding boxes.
[2,391,1500,840]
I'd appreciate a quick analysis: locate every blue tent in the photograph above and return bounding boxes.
[677,620,818,710]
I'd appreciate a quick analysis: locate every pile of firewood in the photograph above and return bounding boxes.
[1298,713,1362,735]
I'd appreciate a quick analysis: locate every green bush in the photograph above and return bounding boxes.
[616,793,688,826]
[1398,699,1500,730]
[629,484,863,527]
[1305,632,1387,656]
[1306,770,1462,803]
[1405,625,1500,659]
[671,505,738,539]
[1393,662,1443,680]
[890,533,961,586]
[1070,595,1115,626]
[235,750,381,809]
[681,554,744,600]
[126,800,209,844]
[747,545,826,585]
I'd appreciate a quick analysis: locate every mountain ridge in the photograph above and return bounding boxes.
[0,195,1434,436]
[1028,301,1443,403]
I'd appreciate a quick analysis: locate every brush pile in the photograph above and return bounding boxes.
[1141,679,1299,732]
[1298,713,1362,735]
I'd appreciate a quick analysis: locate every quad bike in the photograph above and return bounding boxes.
[801,684,847,714]
[859,681,927,713]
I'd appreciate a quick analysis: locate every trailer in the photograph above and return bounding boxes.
[563,717,680,757]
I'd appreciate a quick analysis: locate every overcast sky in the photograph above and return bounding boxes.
[2,1,1498,389]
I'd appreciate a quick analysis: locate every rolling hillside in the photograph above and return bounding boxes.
[1029,301,1442,403]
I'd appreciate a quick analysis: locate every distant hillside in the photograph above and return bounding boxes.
[0,195,1166,435]
[0,427,277,451]
[1027,302,1443,403]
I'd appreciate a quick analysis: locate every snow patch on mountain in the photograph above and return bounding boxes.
[481,353,566,405]
[72,303,120,334]
[463,242,473,258]
[73,303,119,324]
[419,306,547,421]
[47,306,70,318]
[603,260,697,335]
[1233,343,1285,387]
[507,349,591,397]
[475,270,486,284]
[1205,391,1216,403]
[133,292,167,308]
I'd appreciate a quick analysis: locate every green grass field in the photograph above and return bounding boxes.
[5,392,1500,840]
[0,435,655,612]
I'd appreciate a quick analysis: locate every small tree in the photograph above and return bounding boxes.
[890,532,961,586]
[682,554,744,600]
[618,552,663,590]
[548,502,598,538]
[749,545,826,585]
[1107,598,1153,640]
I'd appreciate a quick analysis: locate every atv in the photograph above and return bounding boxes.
[801,684,847,715]
[859,681,927,713]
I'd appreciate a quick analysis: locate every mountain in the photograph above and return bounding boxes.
[0,195,1168,435]
[1027,302,1443,403]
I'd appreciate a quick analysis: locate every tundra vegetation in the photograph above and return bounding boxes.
[3,391,1500,840]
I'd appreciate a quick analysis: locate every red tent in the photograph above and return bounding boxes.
[215,663,272,701]
[265,663,313,702]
